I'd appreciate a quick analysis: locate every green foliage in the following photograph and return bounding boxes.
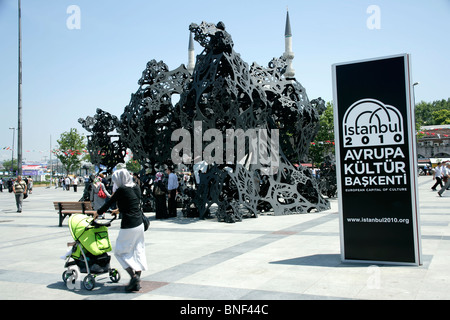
[308,101,335,167]
[432,109,450,125]
[2,158,18,173]
[53,128,87,174]
[415,98,450,126]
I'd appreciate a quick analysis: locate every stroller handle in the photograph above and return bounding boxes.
[88,214,117,228]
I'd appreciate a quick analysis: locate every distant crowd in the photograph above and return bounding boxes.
[54,176,82,192]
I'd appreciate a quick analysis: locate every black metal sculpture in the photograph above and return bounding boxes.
[79,21,330,222]
[78,108,126,173]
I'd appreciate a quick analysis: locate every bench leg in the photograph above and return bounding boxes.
[58,203,64,227]
[59,212,63,227]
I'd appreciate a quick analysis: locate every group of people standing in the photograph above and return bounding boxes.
[430,161,450,196]
[89,166,180,222]
[153,167,179,219]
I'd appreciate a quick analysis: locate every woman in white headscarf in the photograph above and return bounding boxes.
[94,169,147,292]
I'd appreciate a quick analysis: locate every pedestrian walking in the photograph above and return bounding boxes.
[438,163,450,197]
[65,176,71,191]
[12,176,27,213]
[166,167,178,217]
[94,169,147,292]
[72,176,78,192]
[431,162,444,191]
[27,176,33,194]
[0,177,3,192]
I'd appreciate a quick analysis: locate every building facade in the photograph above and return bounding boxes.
[417,125,450,159]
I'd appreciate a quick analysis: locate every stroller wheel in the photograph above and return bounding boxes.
[62,270,76,285]
[109,268,121,283]
[83,274,95,290]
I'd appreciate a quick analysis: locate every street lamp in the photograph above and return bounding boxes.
[412,82,419,111]
[9,127,15,174]
[17,0,23,176]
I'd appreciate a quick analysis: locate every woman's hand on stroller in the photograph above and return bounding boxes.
[92,211,100,220]
[111,209,119,217]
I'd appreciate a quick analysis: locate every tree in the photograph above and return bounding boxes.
[308,101,335,167]
[53,128,87,174]
[415,98,450,126]
[2,158,18,173]
[432,109,450,125]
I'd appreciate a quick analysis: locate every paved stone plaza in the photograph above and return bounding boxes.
[0,175,449,300]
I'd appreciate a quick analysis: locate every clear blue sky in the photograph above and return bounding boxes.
[0,0,449,162]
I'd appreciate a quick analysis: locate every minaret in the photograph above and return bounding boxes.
[283,9,295,79]
[187,32,195,74]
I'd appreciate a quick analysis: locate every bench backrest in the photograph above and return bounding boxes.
[53,201,93,211]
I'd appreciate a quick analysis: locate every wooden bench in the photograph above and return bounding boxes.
[53,201,96,227]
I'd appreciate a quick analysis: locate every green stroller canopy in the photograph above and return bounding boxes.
[69,214,112,257]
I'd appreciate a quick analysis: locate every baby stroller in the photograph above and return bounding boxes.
[62,214,121,290]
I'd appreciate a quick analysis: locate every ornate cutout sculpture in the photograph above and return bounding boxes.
[79,21,330,222]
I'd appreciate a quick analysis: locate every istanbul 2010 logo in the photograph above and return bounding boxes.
[343,98,404,148]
